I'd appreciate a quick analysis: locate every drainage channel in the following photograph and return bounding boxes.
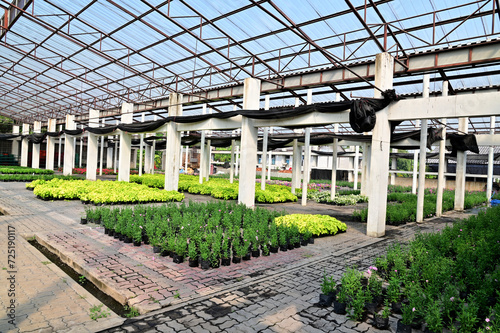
[29,239,128,317]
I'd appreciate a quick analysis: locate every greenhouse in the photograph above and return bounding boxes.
[0,1,499,332]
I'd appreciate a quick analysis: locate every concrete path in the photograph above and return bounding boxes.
[0,181,480,333]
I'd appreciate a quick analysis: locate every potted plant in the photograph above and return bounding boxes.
[251,234,260,258]
[373,302,390,329]
[319,272,336,307]
[387,276,403,313]
[278,226,288,252]
[80,211,87,225]
[398,304,416,333]
[333,285,348,315]
[173,237,187,264]
[232,238,246,264]
[210,232,222,268]
[133,225,142,246]
[269,223,279,253]
[242,238,251,261]
[188,240,199,267]
[221,237,231,266]
[200,237,211,269]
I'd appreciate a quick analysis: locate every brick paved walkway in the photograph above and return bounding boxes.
[0,181,482,333]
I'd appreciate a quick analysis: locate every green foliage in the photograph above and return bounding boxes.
[320,271,336,295]
[29,178,184,204]
[89,304,110,321]
[274,214,347,236]
[123,305,140,318]
[0,166,54,174]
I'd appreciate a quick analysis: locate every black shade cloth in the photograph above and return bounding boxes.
[46,131,61,137]
[448,133,479,157]
[257,138,294,151]
[63,129,84,136]
[0,134,20,140]
[118,119,168,133]
[349,89,400,133]
[85,126,118,135]
[311,150,355,156]
[26,133,47,144]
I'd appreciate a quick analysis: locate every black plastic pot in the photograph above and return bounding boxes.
[242,253,251,261]
[152,246,161,253]
[318,293,334,307]
[80,217,87,224]
[251,249,260,258]
[200,259,210,270]
[232,256,241,264]
[373,315,389,329]
[188,258,199,267]
[173,254,184,264]
[133,240,141,246]
[221,258,231,266]
[270,246,279,253]
[396,320,412,333]
[333,300,347,314]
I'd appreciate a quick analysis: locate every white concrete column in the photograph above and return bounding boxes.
[78,127,83,168]
[86,109,100,180]
[138,114,145,176]
[114,120,119,174]
[261,95,270,190]
[416,75,430,222]
[291,140,300,194]
[107,144,114,170]
[301,127,311,206]
[230,136,235,183]
[238,78,260,207]
[20,124,29,167]
[199,104,207,184]
[118,103,134,182]
[360,143,372,196]
[436,82,449,217]
[331,123,339,200]
[353,145,359,190]
[46,119,56,171]
[11,125,20,160]
[235,144,240,177]
[57,125,62,168]
[454,117,468,210]
[390,149,397,185]
[267,127,273,181]
[99,119,105,175]
[144,145,151,174]
[165,93,183,191]
[32,121,41,169]
[487,116,496,203]
[366,52,393,238]
[63,115,76,175]
[412,119,420,194]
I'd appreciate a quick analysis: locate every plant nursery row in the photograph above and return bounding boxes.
[320,205,500,332]
[84,201,347,269]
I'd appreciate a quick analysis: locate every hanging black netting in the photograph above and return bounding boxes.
[349,89,400,133]
[448,133,479,157]
[63,129,84,136]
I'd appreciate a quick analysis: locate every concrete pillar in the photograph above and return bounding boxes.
[390,149,397,185]
[99,119,105,175]
[46,119,56,171]
[331,123,339,200]
[361,143,372,196]
[57,125,62,168]
[107,144,114,170]
[11,125,20,160]
[412,120,420,194]
[454,117,468,210]
[487,116,496,203]
[165,93,183,191]
[20,124,29,167]
[86,109,100,180]
[199,104,207,184]
[63,115,76,175]
[114,120,119,174]
[238,78,260,207]
[366,52,393,238]
[139,114,145,176]
[144,145,151,174]
[436,82,449,217]
[78,127,83,168]
[301,127,311,206]
[230,137,235,183]
[291,140,300,194]
[118,103,134,182]
[32,121,41,169]
[261,95,270,190]
[267,127,273,181]
[416,74,430,222]
[235,145,240,177]
[353,145,359,190]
